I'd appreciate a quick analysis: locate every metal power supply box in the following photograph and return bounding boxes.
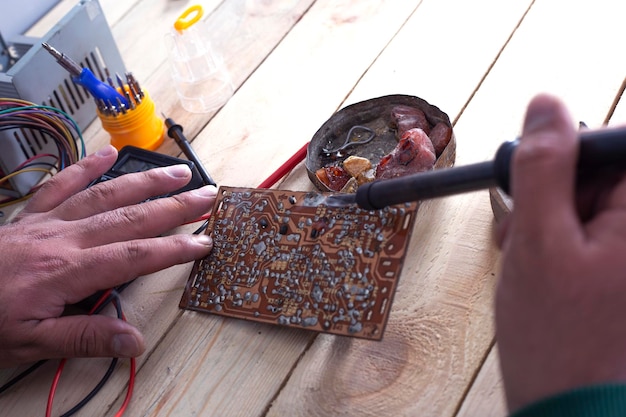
[0,0,126,197]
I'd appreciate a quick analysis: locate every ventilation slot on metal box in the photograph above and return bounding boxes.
[0,0,126,197]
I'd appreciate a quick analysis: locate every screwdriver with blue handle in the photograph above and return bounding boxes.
[42,42,129,110]
[326,126,626,210]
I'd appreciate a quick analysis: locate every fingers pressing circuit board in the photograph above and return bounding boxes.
[180,186,418,340]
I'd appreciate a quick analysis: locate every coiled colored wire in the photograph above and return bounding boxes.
[0,98,84,208]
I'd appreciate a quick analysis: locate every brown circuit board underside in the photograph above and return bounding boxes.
[180,186,418,340]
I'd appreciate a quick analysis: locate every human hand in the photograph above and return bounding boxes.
[495,93,626,411]
[0,145,217,368]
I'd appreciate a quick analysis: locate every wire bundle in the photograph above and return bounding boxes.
[0,98,85,208]
[0,122,310,414]
[0,287,135,417]
[46,289,135,417]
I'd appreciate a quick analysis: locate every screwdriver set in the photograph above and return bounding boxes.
[43,42,165,151]
[0,0,125,131]
[0,0,125,197]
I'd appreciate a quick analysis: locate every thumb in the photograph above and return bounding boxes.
[33,315,145,360]
[509,94,581,242]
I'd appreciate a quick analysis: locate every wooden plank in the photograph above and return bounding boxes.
[25,0,142,38]
[269,2,624,415]
[0,235,199,416]
[186,0,433,189]
[80,0,317,158]
[0,1,315,416]
[459,70,626,417]
[268,0,532,415]
[106,1,433,416]
[3,0,626,416]
[98,0,144,27]
[0,0,146,410]
[104,0,223,82]
[456,346,507,417]
[147,0,319,157]
[76,0,221,155]
[612,103,626,125]
[608,79,626,125]
[439,1,626,416]
[268,194,500,417]
[452,1,626,162]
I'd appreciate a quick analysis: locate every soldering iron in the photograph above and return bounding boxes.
[327,125,626,209]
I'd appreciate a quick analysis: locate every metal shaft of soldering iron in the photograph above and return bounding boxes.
[347,125,626,210]
[163,116,216,186]
[351,160,496,210]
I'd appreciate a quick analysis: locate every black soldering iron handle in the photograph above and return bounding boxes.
[356,125,626,210]
[494,125,626,194]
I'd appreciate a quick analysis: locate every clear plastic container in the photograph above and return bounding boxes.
[165,5,234,113]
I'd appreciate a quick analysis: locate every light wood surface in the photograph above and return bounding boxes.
[2,0,626,416]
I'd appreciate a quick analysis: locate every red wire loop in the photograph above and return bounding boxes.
[46,290,134,417]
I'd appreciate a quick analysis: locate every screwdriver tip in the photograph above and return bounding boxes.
[41,42,59,57]
[41,42,82,76]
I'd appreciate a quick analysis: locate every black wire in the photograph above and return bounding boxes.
[92,290,123,318]
[18,162,58,171]
[193,219,210,235]
[0,121,73,164]
[59,292,124,417]
[0,289,127,412]
[59,358,119,417]
[0,125,69,170]
[0,360,47,395]
[113,282,133,297]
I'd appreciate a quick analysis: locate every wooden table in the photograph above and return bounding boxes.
[2,0,626,416]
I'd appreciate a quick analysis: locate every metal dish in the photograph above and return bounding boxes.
[306,94,456,192]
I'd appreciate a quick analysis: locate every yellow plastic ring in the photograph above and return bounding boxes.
[174,5,204,32]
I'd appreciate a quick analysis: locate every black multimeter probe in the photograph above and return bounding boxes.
[163,116,216,187]
[326,125,626,210]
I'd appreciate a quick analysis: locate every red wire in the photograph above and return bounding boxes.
[13,153,59,171]
[115,312,135,417]
[46,289,134,417]
[115,357,135,417]
[257,141,309,189]
[88,290,114,315]
[45,359,66,417]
